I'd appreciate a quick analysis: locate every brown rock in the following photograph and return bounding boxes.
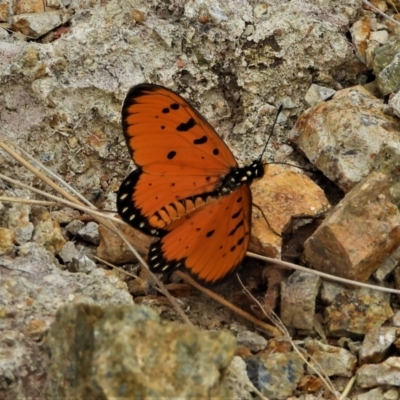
[11,11,63,39]
[303,172,400,282]
[0,227,15,256]
[97,221,153,264]
[15,0,44,14]
[250,165,329,258]
[290,86,400,192]
[0,3,9,21]
[325,291,393,338]
[304,338,357,377]
[45,304,236,399]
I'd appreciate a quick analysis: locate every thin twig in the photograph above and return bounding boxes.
[0,141,192,326]
[177,272,282,337]
[248,252,400,295]
[236,275,340,400]
[362,0,400,27]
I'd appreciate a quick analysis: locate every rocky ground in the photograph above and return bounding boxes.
[1,0,400,399]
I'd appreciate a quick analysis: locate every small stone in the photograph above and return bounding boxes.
[305,84,336,106]
[356,357,400,388]
[245,352,304,399]
[11,11,63,39]
[31,207,66,254]
[0,3,9,21]
[304,338,357,377]
[236,331,267,353]
[59,241,81,264]
[225,356,255,399]
[359,327,399,364]
[15,0,44,14]
[325,290,393,338]
[280,271,321,330]
[374,245,400,282]
[50,208,81,225]
[374,36,400,95]
[353,388,384,400]
[65,220,85,236]
[369,30,389,45]
[97,223,152,264]
[8,203,34,245]
[0,227,15,256]
[350,16,371,63]
[69,255,97,274]
[393,310,400,327]
[78,222,100,245]
[389,90,400,119]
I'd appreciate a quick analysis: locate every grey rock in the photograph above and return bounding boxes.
[236,330,268,353]
[78,222,100,245]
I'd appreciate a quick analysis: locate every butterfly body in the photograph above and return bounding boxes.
[117,83,264,285]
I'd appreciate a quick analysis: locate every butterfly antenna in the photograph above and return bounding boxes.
[259,105,283,162]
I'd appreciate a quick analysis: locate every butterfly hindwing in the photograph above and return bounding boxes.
[148,185,252,285]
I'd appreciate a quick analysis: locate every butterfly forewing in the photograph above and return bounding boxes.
[117,84,240,234]
[122,84,237,172]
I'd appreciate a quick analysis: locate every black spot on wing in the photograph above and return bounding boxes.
[170,103,180,110]
[167,151,176,160]
[232,209,241,219]
[229,220,244,236]
[193,135,208,145]
[213,148,219,155]
[206,229,215,238]
[176,118,196,132]
[162,107,170,114]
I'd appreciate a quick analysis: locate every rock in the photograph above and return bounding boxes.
[59,241,80,263]
[389,90,400,119]
[0,227,15,255]
[65,219,84,236]
[0,242,133,399]
[236,330,268,353]
[15,0,45,14]
[373,245,400,282]
[290,86,400,192]
[50,208,81,225]
[250,165,329,259]
[304,338,357,377]
[31,207,66,254]
[69,255,97,273]
[7,202,34,245]
[353,388,385,400]
[303,173,400,282]
[78,221,100,245]
[97,222,152,264]
[280,271,321,330]
[225,356,256,400]
[356,357,400,388]
[45,304,236,399]
[325,290,393,338]
[350,15,371,63]
[0,3,8,21]
[304,83,336,106]
[373,36,400,95]
[359,327,400,364]
[245,352,304,399]
[11,11,64,39]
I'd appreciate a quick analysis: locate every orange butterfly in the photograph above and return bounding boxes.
[117,84,264,285]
